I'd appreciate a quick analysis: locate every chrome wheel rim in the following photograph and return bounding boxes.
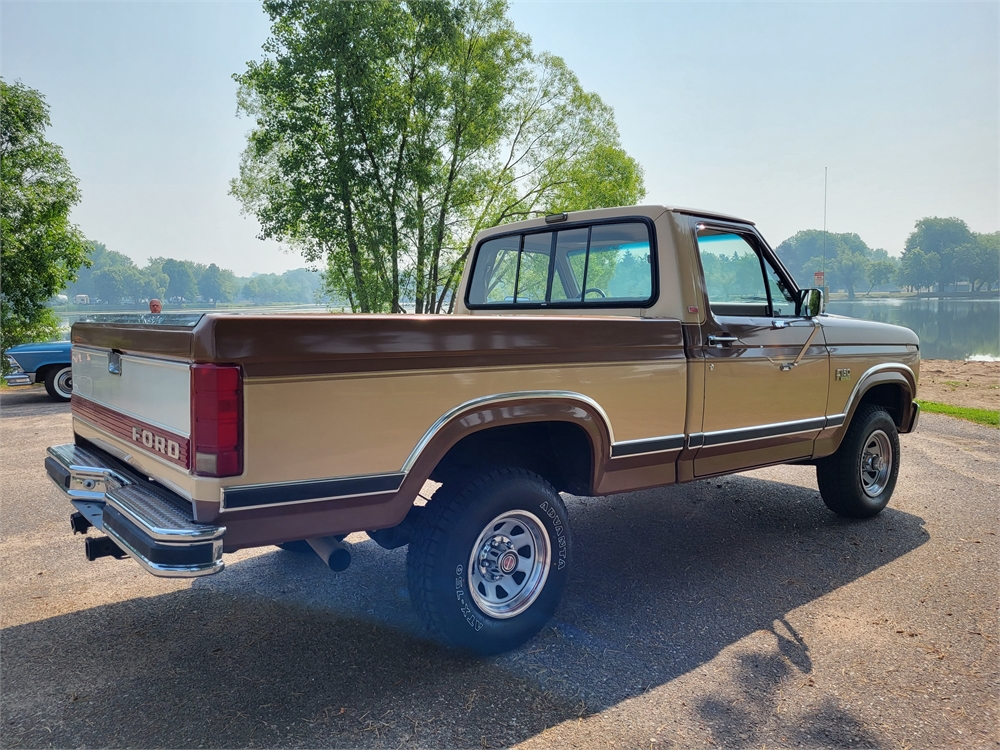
[468,510,550,619]
[55,368,73,398]
[860,429,892,497]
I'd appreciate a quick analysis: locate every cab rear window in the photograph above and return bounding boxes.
[466,220,655,308]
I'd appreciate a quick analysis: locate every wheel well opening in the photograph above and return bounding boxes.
[34,364,56,382]
[429,421,594,496]
[858,383,906,428]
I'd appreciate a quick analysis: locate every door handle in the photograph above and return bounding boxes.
[707,334,738,347]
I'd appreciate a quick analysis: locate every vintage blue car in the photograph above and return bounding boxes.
[3,340,73,402]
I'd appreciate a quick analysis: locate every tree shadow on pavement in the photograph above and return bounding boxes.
[1,472,927,748]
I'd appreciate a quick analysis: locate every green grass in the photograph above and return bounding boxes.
[917,400,999,428]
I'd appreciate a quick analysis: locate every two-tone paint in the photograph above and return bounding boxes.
[64,204,920,553]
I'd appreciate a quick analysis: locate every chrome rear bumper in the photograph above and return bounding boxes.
[46,443,225,578]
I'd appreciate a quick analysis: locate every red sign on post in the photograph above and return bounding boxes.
[814,271,825,287]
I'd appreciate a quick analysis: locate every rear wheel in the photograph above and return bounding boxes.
[44,366,73,402]
[817,405,900,518]
[407,468,571,655]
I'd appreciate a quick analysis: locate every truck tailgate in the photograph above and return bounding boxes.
[72,347,191,470]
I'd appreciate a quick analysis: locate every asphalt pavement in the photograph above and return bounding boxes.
[1,386,997,748]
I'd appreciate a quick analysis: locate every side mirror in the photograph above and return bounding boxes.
[799,287,823,318]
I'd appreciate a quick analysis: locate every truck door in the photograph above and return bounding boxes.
[691,223,829,477]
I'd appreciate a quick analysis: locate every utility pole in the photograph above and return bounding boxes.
[822,166,828,277]
[822,166,829,306]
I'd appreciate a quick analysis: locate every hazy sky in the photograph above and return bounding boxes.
[3,1,997,277]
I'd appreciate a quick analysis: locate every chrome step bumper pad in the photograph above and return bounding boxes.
[46,443,225,578]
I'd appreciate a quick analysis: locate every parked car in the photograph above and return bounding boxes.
[4,340,73,401]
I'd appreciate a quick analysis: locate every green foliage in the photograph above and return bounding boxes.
[161,259,199,301]
[232,0,645,313]
[864,251,897,295]
[700,250,765,301]
[241,269,322,304]
[1,79,89,358]
[903,217,975,291]
[917,401,999,429]
[896,247,941,292]
[199,264,233,303]
[957,232,1000,292]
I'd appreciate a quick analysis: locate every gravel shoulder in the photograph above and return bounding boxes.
[0,388,997,749]
[919,359,999,412]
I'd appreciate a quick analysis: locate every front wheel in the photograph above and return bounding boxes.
[817,405,900,518]
[44,366,73,402]
[407,468,571,655]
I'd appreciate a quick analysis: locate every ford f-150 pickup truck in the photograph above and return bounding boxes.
[46,205,920,653]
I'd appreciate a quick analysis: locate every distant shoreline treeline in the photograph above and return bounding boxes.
[60,243,337,307]
[775,217,998,299]
[64,213,999,310]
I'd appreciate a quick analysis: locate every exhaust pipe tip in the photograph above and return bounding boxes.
[306,535,352,572]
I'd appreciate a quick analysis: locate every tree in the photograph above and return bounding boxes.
[232,0,644,313]
[161,258,199,301]
[955,232,1000,292]
[92,267,128,304]
[864,250,897,295]
[827,247,869,299]
[896,247,940,292]
[199,263,229,303]
[903,217,974,292]
[1,79,89,357]
[774,230,868,289]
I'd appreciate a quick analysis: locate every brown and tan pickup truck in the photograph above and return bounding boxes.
[47,204,920,653]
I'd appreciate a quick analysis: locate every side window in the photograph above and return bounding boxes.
[764,260,796,317]
[696,230,769,316]
[471,236,521,304]
[516,232,554,302]
[696,229,798,317]
[550,228,589,301]
[467,221,654,307]
[582,224,653,301]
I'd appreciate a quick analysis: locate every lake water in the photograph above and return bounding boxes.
[57,299,998,362]
[826,298,999,361]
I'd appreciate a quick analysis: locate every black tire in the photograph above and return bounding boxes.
[817,404,900,518]
[43,365,73,402]
[407,467,571,655]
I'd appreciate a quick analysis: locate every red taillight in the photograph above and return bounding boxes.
[191,364,243,477]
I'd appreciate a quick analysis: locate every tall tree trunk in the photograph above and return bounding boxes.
[415,191,427,314]
[334,72,369,312]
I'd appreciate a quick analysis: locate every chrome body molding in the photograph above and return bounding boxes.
[700,417,827,448]
[611,434,685,458]
[400,390,617,473]
[221,472,406,512]
[46,442,225,578]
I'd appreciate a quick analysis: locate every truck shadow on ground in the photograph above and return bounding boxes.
[2,472,927,748]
